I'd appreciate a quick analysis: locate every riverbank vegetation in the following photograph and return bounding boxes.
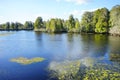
[0,5,120,35]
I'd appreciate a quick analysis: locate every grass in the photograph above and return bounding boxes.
[10,57,45,65]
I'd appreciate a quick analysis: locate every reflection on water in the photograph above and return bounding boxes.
[45,33,120,80]
[0,31,120,80]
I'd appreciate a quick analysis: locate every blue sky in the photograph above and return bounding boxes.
[0,0,120,24]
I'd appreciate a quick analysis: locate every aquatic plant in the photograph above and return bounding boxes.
[49,57,120,80]
[0,32,14,36]
[109,53,120,62]
[10,57,45,65]
[49,60,81,80]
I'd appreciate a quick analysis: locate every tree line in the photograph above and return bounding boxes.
[0,21,34,30]
[0,5,120,35]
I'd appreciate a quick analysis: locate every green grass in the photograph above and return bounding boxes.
[10,57,45,65]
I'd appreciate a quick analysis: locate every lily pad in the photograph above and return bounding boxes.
[10,57,45,65]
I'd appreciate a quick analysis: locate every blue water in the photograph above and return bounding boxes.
[0,31,120,80]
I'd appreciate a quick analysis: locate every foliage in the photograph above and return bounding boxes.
[34,17,43,30]
[81,12,94,33]
[109,5,120,35]
[24,21,34,30]
[93,8,109,33]
[0,5,120,35]
[46,18,64,32]
[68,15,75,31]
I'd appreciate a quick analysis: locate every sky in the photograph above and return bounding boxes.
[0,0,120,24]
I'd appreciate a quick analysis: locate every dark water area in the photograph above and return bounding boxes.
[0,31,120,80]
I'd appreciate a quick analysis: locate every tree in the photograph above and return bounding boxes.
[81,12,94,33]
[5,22,10,30]
[34,17,43,30]
[15,22,23,30]
[67,15,75,32]
[24,21,34,30]
[49,19,56,32]
[74,18,80,32]
[56,19,64,32]
[46,20,50,31]
[0,24,6,30]
[46,18,64,32]
[10,22,15,30]
[94,8,109,33]
[109,5,120,35]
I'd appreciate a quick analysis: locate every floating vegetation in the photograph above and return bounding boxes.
[49,60,81,80]
[109,53,120,62]
[81,57,95,67]
[83,63,120,80]
[0,32,14,36]
[49,57,120,80]
[10,57,45,65]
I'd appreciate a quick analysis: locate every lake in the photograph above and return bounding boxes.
[0,31,120,80]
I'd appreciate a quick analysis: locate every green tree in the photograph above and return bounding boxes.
[49,19,56,32]
[81,12,94,33]
[75,18,80,32]
[34,17,43,30]
[15,22,23,30]
[10,22,15,30]
[94,8,109,33]
[56,19,63,32]
[24,21,34,30]
[46,20,50,31]
[0,24,6,30]
[67,15,75,32]
[46,18,64,32]
[5,22,10,30]
[109,5,120,35]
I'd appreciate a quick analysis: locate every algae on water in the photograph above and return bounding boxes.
[49,60,81,80]
[10,57,45,65]
[49,57,120,80]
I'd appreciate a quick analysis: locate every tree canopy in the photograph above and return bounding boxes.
[109,5,120,35]
[34,17,43,30]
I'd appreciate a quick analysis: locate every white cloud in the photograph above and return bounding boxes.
[63,8,100,20]
[56,0,61,2]
[0,13,59,24]
[56,0,92,5]
[65,0,89,5]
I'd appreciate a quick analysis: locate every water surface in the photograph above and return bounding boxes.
[0,31,120,80]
